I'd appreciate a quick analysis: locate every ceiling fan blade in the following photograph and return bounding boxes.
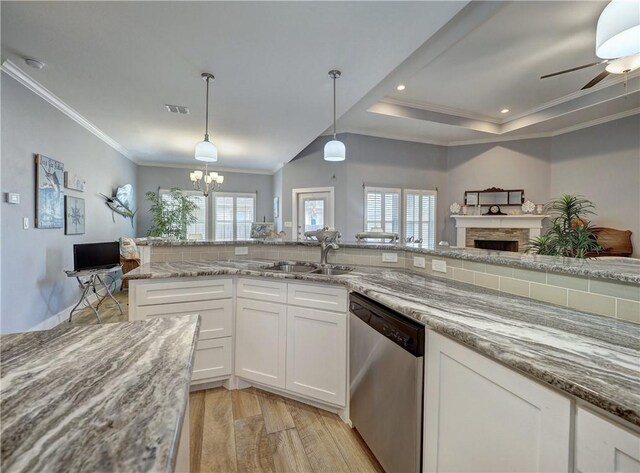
[540,61,605,79]
[581,70,611,89]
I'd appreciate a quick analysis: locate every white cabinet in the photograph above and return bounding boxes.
[424,331,571,473]
[287,283,348,312]
[235,298,287,389]
[135,278,232,306]
[237,278,287,303]
[286,306,347,406]
[575,407,640,473]
[192,338,233,381]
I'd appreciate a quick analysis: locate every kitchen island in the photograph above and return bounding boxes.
[0,315,200,473]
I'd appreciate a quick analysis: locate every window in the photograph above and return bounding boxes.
[213,192,256,241]
[364,187,400,234]
[159,189,207,240]
[404,190,437,246]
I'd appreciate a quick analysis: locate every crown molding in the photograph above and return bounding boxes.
[1,59,136,162]
[379,98,501,124]
[136,160,275,175]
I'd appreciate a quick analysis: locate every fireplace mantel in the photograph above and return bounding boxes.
[451,214,548,248]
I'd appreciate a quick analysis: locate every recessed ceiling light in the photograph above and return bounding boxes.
[500,108,510,114]
[23,57,45,70]
[396,84,406,91]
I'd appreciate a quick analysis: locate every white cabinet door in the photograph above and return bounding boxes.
[235,298,287,389]
[135,278,232,306]
[287,283,347,312]
[424,331,571,473]
[575,407,640,473]
[237,278,287,304]
[192,337,232,382]
[285,306,347,406]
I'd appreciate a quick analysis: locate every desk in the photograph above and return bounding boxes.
[65,266,123,323]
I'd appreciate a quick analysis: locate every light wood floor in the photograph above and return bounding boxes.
[67,290,129,325]
[190,387,384,473]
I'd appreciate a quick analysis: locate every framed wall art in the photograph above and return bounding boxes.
[65,196,85,235]
[64,171,86,192]
[35,154,65,228]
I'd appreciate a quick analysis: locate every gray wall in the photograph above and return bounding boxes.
[550,115,640,256]
[136,165,274,237]
[1,74,137,334]
[446,138,552,242]
[281,133,448,241]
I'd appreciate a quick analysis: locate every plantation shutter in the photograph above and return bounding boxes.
[159,189,207,239]
[213,193,256,241]
[404,190,437,246]
[364,187,400,234]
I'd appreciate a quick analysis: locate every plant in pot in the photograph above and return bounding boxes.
[145,188,198,240]
[527,194,601,258]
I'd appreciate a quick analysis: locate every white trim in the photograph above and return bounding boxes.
[380,98,501,124]
[291,187,335,241]
[403,189,438,245]
[28,291,101,332]
[363,186,402,236]
[212,192,257,241]
[1,59,134,162]
[137,160,276,175]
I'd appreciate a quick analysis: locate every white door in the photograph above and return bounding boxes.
[235,298,287,389]
[297,192,332,240]
[575,407,640,473]
[424,331,571,473]
[285,306,347,406]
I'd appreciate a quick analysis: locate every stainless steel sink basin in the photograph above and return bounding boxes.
[261,262,315,273]
[309,266,354,276]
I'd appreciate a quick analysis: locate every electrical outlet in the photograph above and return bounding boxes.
[234,246,249,256]
[6,193,20,204]
[413,256,426,268]
[432,259,447,273]
[382,252,398,263]
[23,217,29,229]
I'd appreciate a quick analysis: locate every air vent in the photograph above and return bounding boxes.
[165,104,189,114]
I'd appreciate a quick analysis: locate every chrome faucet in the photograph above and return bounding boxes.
[320,240,339,265]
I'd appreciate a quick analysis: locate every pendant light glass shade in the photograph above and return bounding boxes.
[195,139,218,162]
[324,139,346,161]
[324,69,346,162]
[596,0,640,58]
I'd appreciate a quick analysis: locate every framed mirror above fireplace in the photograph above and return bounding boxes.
[464,187,525,207]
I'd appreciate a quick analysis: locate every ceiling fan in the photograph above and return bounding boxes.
[541,54,640,90]
[541,0,640,90]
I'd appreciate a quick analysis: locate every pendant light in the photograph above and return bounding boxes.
[195,72,218,162]
[324,69,346,162]
[596,0,640,59]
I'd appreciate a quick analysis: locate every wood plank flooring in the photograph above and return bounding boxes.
[66,289,129,325]
[190,387,384,473]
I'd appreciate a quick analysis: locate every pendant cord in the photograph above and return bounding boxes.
[205,77,210,141]
[332,75,336,139]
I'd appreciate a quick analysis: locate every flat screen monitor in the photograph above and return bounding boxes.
[73,241,120,271]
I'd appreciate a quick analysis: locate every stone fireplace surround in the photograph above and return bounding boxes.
[452,215,547,253]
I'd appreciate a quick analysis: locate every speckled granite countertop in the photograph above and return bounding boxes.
[135,239,640,283]
[125,260,640,427]
[0,315,200,473]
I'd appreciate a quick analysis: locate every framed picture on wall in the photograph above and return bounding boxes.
[64,171,87,192]
[35,154,65,228]
[65,196,85,235]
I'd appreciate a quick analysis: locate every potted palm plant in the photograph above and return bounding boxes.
[527,194,601,258]
[145,188,198,240]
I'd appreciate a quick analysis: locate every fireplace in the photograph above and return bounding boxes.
[474,240,519,252]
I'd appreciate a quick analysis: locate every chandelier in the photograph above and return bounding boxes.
[190,165,224,197]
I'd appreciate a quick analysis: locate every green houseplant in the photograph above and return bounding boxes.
[145,188,198,240]
[527,194,601,258]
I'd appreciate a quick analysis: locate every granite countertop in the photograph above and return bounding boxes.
[125,260,640,427]
[134,239,640,284]
[0,315,200,473]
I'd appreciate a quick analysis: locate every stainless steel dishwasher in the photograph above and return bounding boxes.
[349,292,425,473]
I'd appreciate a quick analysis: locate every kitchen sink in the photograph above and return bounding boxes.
[260,262,354,275]
[260,262,316,273]
[309,267,354,276]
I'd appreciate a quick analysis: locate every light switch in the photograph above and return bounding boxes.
[284,221,292,228]
[23,217,29,229]
[234,246,249,255]
[6,193,20,204]
[413,256,426,268]
[382,252,398,263]
[432,259,447,273]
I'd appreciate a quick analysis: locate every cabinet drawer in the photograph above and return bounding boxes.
[137,299,232,340]
[136,278,232,306]
[237,278,287,303]
[287,283,347,312]
[192,337,232,382]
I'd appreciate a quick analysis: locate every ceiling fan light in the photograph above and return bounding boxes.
[596,0,640,58]
[195,139,218,162]
[605,53,640,72]
[324,139,346,162]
